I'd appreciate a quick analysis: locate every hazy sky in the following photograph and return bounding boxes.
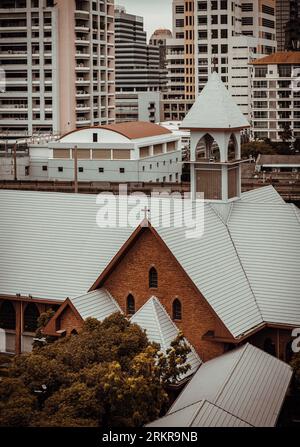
[117,0,173,40]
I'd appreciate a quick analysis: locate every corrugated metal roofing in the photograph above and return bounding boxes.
[0,185,299,338]
[0,190,133,300]
[148,344,292,427]
[240,185,285,204]
[70,289,121,321]
[153,204,264,338]
[180,72,250,130]
[130,297,201,376]
[257,154,300,166]
[146,400,252,427]
[228,201,300,326]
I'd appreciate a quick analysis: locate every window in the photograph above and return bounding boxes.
[221,29,227,38]
[93,133,98,143]
[0,301,16,330]
[149,267,158,288]
[198,1,207,10]
[221,15,227,24]
[172,299,182,320]
[198,16,207,25]
[119,167,125,173]
[242,17,253,26]
[25,166,30,176]
[176,5,184,13]
[126,294,135,316]
[42,165,48,171]
[78,167,84,173]
[211,15,218,24]
[24,303,39,332]
[176,19,184,27]
[99,167,104,173]
[58,166,63,172]
[211,29,218,39]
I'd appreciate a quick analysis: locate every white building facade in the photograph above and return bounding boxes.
[250,52,300,142]
[18,122,182,183]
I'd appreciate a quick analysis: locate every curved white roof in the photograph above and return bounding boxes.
[180,72,250,130]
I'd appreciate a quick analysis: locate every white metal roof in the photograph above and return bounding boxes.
[130,297,201,376]
[0,186,299,338]
[180,72,250,130]
[0,190,133,301]
[148,344,292,427]
[70,289,122,321]
[146,400,251,427]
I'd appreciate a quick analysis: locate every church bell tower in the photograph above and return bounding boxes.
[180,72,250,202]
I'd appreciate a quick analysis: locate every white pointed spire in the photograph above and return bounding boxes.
[180,72,250,130]
[130,296,201,377]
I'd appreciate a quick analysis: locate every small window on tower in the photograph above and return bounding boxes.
[93,133,98,143]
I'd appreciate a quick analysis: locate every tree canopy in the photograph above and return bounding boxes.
[0,313,191,427]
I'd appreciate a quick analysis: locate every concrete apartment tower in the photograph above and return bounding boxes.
[0,0,115,139]
[163,0,277,121]
[250,52,300,142]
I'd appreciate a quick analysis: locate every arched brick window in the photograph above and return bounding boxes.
[149,267,158,288]
[172,298,182,321]
[0,301,16,330]
[126,294,135,316]
[71,329,78,336]
[24,303,40,332]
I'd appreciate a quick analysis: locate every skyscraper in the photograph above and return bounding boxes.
[163,0,277,120]
[0,0,115,139]
[114,6,162,123]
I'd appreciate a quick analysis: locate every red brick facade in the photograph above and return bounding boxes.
[101,227,226,361]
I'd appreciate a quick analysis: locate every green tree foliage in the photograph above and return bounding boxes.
[279,124,293,143]
[0,313,191,427]
[241,141,276,159]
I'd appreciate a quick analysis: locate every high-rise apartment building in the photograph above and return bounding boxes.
[0,0,115,139]
[250,52,300,142]
[163,0,277,121]
[276,0,300,51]
[162,0,191,121]
[114,6,162,123]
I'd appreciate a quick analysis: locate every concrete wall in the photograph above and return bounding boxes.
[0,156,30,180]
[47,150,182,183]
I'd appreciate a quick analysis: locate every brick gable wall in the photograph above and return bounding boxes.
[102,227,225,361]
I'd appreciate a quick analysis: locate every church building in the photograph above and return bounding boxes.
[0,73,299,369]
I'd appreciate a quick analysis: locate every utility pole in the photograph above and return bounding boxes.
[74,145,78,193]
[13,143,17,181]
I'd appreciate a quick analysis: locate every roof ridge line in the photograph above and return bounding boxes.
[203,397,254,427]
[291,203,300,225]
[103,288,123,313]
[151,297,170,353]
[225,224,264,323]
[213,344,250,404]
